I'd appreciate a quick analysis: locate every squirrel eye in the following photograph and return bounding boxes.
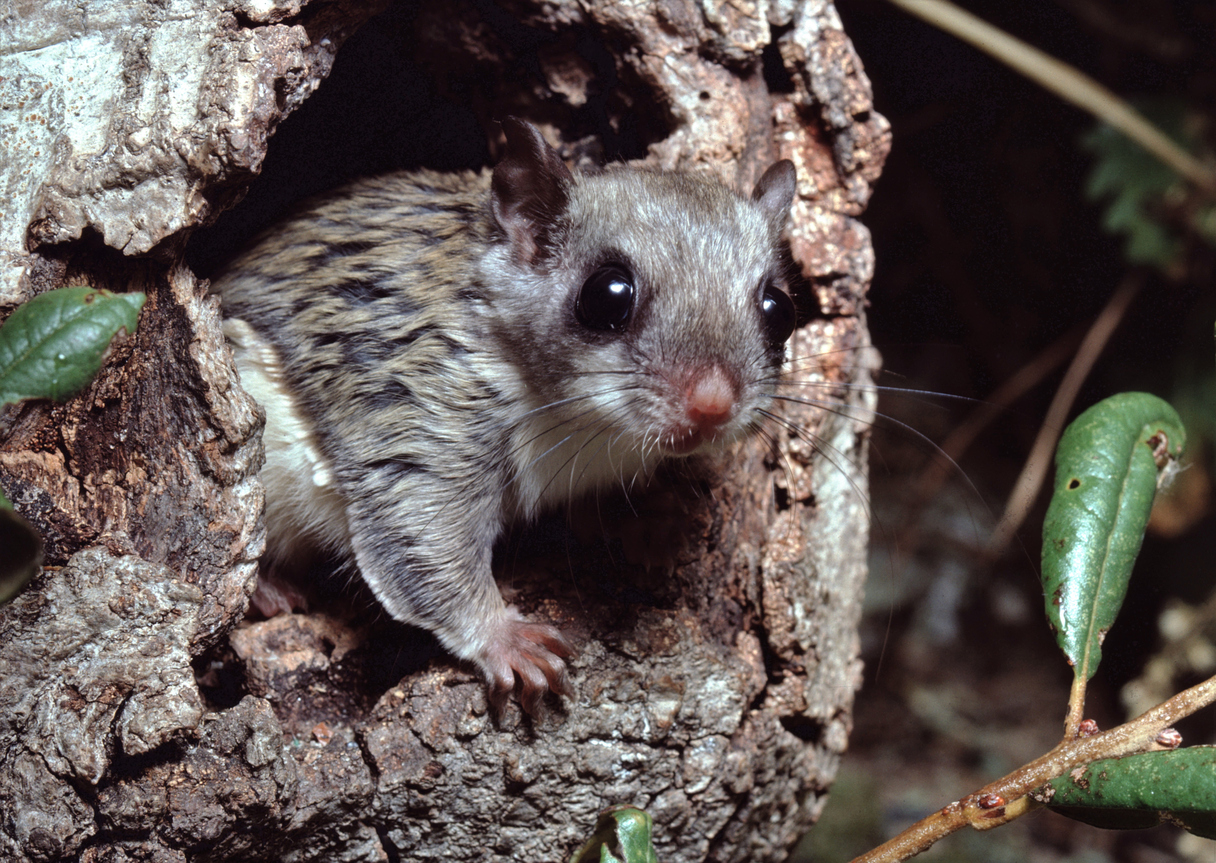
[760,281,796,349]
[576,265,635,332]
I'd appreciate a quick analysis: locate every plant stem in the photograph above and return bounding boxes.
[884,0,1216,193]
[985,273,1142,555]
[1063,675,1087,741]
[850,673,1216,863]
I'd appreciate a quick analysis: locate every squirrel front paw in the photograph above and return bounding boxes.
[478,606,574,716]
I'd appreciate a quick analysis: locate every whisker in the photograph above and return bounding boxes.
[528,413,631,511]
[515,391,653,503]
[754,407,873,524]
[769,393,989,519]
[510,381,647,425]
[569,421,635,496]
[777,377,984,408]
[498,384,650,465]
[745,420,830,550]
[563,368,637,378]
[410,386,646,536]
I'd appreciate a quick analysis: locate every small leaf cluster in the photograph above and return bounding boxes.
[1083,101,1216,274]
[1036,393,1209,836]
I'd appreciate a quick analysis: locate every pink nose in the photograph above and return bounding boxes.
[685,365,737,430]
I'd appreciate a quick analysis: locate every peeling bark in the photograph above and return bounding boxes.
[0,1,889,861]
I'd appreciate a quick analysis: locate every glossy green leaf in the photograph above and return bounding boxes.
[1035,747,1216,839]
[1041,393,1185,680]
[0,504,42,604]
[569,806,658,863]
[0,286,145,406]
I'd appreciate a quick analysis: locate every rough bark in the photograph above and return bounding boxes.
[0,1,889,861]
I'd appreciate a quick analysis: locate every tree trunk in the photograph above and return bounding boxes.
[0,1,889,861]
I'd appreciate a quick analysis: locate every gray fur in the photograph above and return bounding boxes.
[213,125,796,713]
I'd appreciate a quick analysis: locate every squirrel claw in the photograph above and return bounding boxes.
[481,608,574,716]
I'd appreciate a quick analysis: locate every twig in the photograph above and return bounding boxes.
[985,273,1142,555]
[851,672,1216,863]
[1053,0,1190,62]
[884,0,1216,193]
[910,328,1080,509]
[1063,675,1088,741]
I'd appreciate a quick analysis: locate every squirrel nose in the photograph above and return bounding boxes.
[685,365,738,430]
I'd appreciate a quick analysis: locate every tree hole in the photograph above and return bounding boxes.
[188,0,669,278]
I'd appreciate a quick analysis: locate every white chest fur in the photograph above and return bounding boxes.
[223,318,351,563]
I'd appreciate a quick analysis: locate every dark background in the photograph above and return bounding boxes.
[812,2,1216,860]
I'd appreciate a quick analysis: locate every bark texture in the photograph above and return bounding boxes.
[0,1,889,861]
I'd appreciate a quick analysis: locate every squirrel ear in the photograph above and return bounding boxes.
[491,118,574,266]
[751,160,797,229]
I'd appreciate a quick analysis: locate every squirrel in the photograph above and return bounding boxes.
[213,118,797,715]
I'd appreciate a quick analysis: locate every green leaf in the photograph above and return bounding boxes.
[569,806,658,863]
[0,286,145,406]
[1035,747,1216,839]
[0,504,42,604]
[1041,393,1185,680]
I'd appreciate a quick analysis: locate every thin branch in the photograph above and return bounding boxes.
[985,273,1142,556]
[852,672,1216,863]
[909,327,1079,511]
[1063,675,1088,741]
[884,0,1216,193]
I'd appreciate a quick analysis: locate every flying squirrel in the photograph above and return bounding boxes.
[213,118,798,714]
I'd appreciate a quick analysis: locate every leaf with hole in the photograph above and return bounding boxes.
[1041,392,1185,681]
[0,286,145,406]
[1034,747,1216,839]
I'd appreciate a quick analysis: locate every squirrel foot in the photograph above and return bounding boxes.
[479,606,574,716]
